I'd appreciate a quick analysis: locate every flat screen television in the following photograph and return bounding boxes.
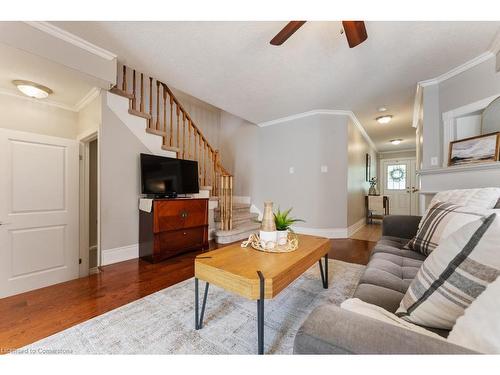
[140,153,199,197]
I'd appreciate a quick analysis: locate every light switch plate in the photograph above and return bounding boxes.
[320,165,328,173]
[289,167,295,174]
[431,157,438,166]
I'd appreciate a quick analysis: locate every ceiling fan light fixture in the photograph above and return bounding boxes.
[390,139,403,145]
[376,115,393,124]
[13,80,52,99]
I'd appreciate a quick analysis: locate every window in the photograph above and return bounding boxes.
[386,164,406,190]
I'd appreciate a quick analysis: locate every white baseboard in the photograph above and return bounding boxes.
[292,226,348,239]
[347,218,366,237]
[101,244,139,266]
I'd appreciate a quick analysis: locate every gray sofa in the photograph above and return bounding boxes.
[293,215,476,354]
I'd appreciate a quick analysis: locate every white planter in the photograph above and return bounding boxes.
[276,230,288,245]
[259,230,277,245]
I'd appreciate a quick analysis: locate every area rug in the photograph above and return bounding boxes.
[22,259,365,354]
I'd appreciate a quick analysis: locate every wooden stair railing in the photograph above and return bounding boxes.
[110,64,232,201]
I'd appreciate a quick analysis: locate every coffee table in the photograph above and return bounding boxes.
[194,234,330,354]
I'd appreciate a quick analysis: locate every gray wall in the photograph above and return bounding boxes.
[378,150,416,160]
[100,95,149,251]
[219,111,259,196]
[252,114,349,229]
[347,120,377,226]
[422,56,500,169]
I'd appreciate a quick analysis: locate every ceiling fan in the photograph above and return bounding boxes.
[270,21,368,48]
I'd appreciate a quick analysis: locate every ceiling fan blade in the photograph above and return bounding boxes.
[270,21,306,45]
[342,21,368,48]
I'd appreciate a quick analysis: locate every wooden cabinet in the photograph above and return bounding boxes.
[139,198,209,263]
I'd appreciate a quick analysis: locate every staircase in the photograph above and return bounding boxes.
[109,63,253,243]
[214,201,260,244]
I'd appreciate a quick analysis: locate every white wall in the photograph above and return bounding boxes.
[0,93,78,138]
[77,93,101,138]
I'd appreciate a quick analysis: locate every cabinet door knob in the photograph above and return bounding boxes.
[180,210,189,218]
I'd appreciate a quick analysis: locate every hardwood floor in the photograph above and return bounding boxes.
[350,223,382,242]
[0,237,375,353]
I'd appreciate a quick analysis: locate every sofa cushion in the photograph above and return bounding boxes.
[354,235,426,313]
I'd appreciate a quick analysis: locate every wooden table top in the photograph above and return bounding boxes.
[194,234,330,300]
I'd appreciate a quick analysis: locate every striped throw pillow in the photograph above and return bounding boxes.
[406,201,488,256]
[396,213,500,330]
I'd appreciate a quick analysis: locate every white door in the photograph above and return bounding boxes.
[0,129,79,298]
[381,158,419,215]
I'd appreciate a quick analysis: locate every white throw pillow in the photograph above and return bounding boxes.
[448,276,500,354]
[341,298,444,340]
[397,212,500,330]
[429,188,500,211]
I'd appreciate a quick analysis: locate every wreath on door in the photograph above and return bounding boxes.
[389,167,405,182]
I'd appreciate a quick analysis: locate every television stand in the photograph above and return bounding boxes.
[139,198,209,263]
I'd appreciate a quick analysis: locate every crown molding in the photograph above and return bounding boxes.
[74,87,101,112]
[24,22,117,61]
[0,88,77,112]
[257,109,377,151]
[378,148,416,155]
[418,51,494,88]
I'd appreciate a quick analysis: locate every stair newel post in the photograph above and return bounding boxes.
[220,175,233,231]
[148,77,153,129]
[213,150,219,197]
[199,136,203,184]
[122,65,127,92]
[204,144,208,187]
[162,84,167,145]
[182,112,187,159]
[169,96,174,147]
[131,69,137,110]
[176,105,180,154]
[155,80,160,131]
[140,73,144,113]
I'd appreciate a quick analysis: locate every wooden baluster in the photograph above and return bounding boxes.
[148,77,153,128]
[139,73,144,113]
[200,137,204,185]
[162,85,167,145]
[131,69,136,110]
[122,65,127,92]
[155,81,160,130]
[169,97,174,146]
[182,112,187,159]
[213,150,219,196]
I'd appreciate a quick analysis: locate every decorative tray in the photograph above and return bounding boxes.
[241,232,299,253]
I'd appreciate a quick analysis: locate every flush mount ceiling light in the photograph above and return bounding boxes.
[12,80,53,99]
[376,115,393,124]
[390,139,403,145]
[377,106,388,112]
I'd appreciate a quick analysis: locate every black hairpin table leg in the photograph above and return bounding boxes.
[318,253,329,289]
[195,278,210,330]
[257,270,265,355]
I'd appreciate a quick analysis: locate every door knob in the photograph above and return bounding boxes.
[412,187,419,193]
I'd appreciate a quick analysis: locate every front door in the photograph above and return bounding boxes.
[381,158,419,215]
[0,129,79,298]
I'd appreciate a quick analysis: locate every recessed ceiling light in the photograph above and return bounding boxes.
[377,106,387,112]
[390,139,403,145]
[376,115,393,124]
[12,80,53,99]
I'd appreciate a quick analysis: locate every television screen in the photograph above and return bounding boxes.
[140,154,199,196]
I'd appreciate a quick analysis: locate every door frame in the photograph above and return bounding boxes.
[78,130,100,276]
[379,157,419,215]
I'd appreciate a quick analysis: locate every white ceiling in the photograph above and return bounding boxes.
[0,42,94,110]
[53,21,500,150]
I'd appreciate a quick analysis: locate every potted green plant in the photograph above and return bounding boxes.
[274,207,304,245]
